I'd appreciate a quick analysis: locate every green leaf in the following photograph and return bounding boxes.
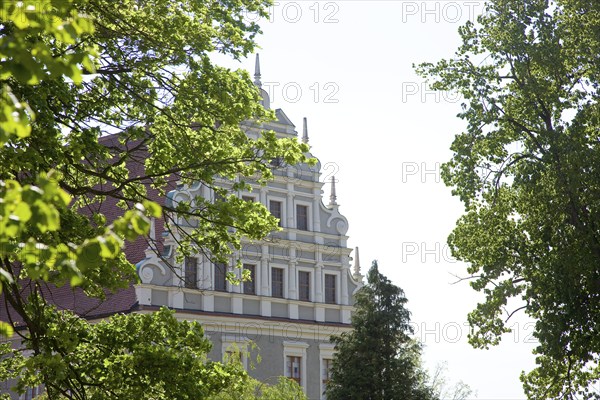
[142,200,162,218]
[13,202,32,222]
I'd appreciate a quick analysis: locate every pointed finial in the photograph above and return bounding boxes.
[146,217,157,253]
[302,117,309,143]
[254,53,262,88]
[353,247,362,276]
[329,176,338,206]
[149,217,156,241]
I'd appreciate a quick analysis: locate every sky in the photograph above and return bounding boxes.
[218,1,537,398]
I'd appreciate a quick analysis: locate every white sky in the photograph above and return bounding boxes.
[217,1,537,398]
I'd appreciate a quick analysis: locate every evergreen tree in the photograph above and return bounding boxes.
[326,261,437,400]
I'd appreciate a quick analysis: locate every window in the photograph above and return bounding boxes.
[322,358,333,397]
[272,267,284,298]
[284,341,308,392]
[298,271,310,301]
[243,264,256,295]
[225,349,242,364]
[161,244,172,257]
[184,257,198,289]
[23,386,43,400]
[286,356,302,385]
[270,157,283,167]
[325,274,336,304]
[242,195,255,202]
[296,204,308,230]
[269,200,283,227]
[222,336,250,370]
[214,191,226,203]
[215,262,227,292]
[319,343,335,399]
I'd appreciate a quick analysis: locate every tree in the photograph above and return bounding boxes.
[0,0,311,398]
[416,0,600,397]
[209,376,307,400]
[0,307,307,399]
[429,363,474,400]
[326,261,438,400]
[0,307,249,399]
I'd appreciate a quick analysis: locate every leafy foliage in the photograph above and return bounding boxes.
[416,0,600,397]
[1,307,256,399]
[326,261,438,400]
[1,0,96,141]
[0,0,312,397]
[209,376,306,400]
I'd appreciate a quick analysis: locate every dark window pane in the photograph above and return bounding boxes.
[286,356,301,385]
[161,245,172,257]
[243,264,256,295]
[322,358,333,384]
[270,157,284,167]
[215,262,227,292]
[325,274,336,304]
[272,267,284,298]
[269,200,282,227]
[214,191,226,203]
[296,205,308,231]
[242,195,255,202]
[184,257,197,289]
[298,271,310,301]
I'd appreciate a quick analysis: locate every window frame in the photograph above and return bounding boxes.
[243,263,256,295]
[283,341,309,393]
[184,256,198,289]
[324,273,337,304]
[298,270,311,301]
[322,358,333,397]
[214,262,228,292]
[222,335,250,370]
[295,203,309,231]
[286,355,302,385]
[22,386,43,400]
[213,189,226,203]
[271,266,285,298]
[319,343,336,399]
[269,199,284,227]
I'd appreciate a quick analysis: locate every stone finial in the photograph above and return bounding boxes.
[254,53,262,88]
[149,217,156,241]
[353,247,361,276]
[329,176,338,206]
[146,217,157,253]
[302,117,309,143]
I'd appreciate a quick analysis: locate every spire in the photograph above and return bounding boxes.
[149,217,156,241]
[353,247,362,277]
[254,53,262,88]
[145,217,157,255]
[253,53,270,108]
[302,117,309,143]
[329,175,338,206]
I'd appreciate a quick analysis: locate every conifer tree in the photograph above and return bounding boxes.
[326,261,437,400]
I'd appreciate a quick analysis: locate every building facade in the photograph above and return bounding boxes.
[134,56,363,399]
